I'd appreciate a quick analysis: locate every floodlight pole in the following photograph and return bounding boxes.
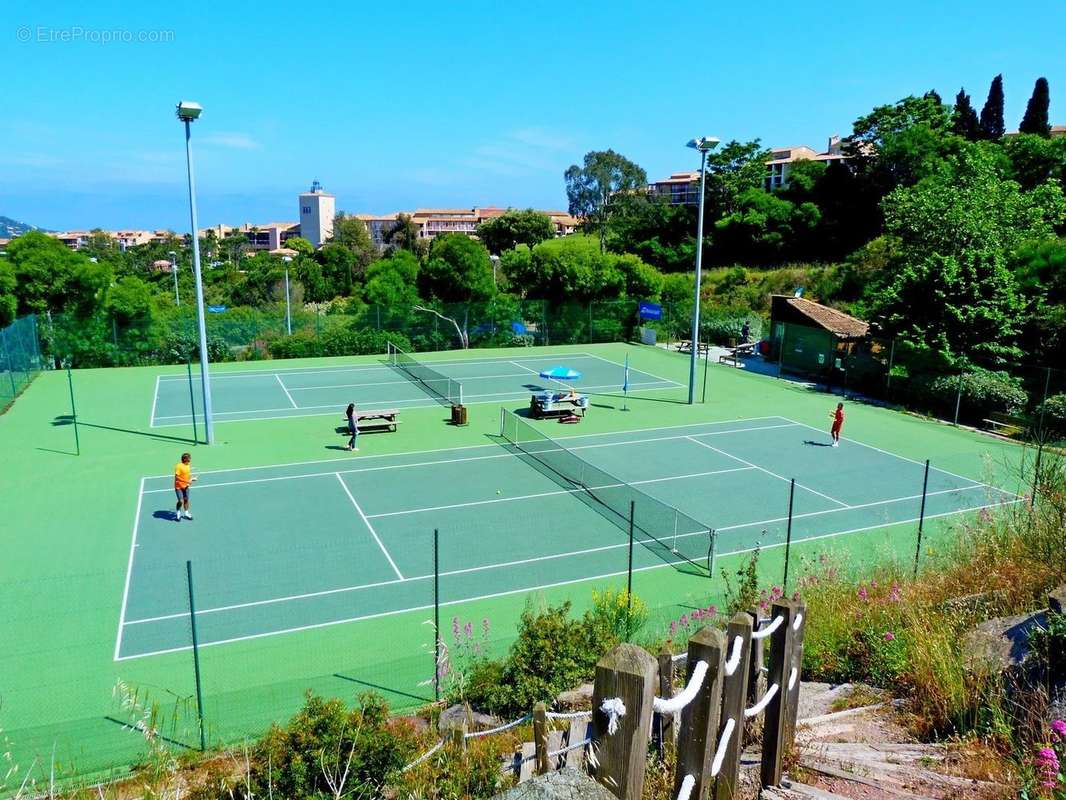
[181,112,215,444]
[685,138,719,403]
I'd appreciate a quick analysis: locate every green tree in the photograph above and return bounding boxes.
[1019,77,1051,137]
[364,250,421,307]
[106,276,153,324]
[4,231,93,315]
[316,244,359,296]
[564,150,647,251]
[845,94,950,156]
[475,209,555,254]
[605,194,696,272]
[702,139,772,218]
[713,189,820,265]
[283,236,314,256]
[419,233,495,302]
[951,88,981,140]
[1003,134,1066,191]
[328,213,378,278]
[0,260,16,326]
[383,213,424,256]
[979,74,1005,140]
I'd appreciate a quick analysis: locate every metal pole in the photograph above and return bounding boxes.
[284,266,292,336]
[885,338,895,391]
[433,528,441,701]
[2,330,17,398]
[626,500,635,640]
[953,373,963,426]
[66,364,80,456]
[688,148,708,404]
[184,119,215,444]
[783,478,795,591]
[777,324,786,378]
[187,358,199,445]
[185,560,207,751]
[1037,367,1051,439]
[706,529,716,579]
[913,459,930,577]
[701,328,709,403]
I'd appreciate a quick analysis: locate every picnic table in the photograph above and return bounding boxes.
[675,339,710,356]
[352,408,401,433]
[530,391,588,420]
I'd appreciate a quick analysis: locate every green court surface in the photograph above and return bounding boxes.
[0,342,1031,784]
[150,351,679,426]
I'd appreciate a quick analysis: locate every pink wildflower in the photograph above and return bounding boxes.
[452,616,461,638]
[888,583,902,603]
[680,614,689,627]
[857,585,869,601]
[883,631,895,642]
[1051,719,1066,740]
[482,618,490,637]
[464,621,473,637]
[670,621,678,636]
[707,605,717,617]
[1034,746,1059,788]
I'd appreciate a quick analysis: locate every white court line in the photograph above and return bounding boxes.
[275,374,298,408]
[510,360,540,376]
[578,350,684,388]
[116,497,1020,660]
[149,375,161,427]
[285,371,534,392]
[335,473,404,580]
[114,477,145,661]
[140,423,793,494]
[149,379,675,422]
[140,415,785,479]
[686,435,851,509]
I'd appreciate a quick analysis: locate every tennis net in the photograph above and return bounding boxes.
[387,342,463,406]
[500,410,712,573]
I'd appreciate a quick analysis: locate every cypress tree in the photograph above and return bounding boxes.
[979,74,1006,139]
[924,89,944,106]
[1019,77,1051,137]
[952,88,981,140]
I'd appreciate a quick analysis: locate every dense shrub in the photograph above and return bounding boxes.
[153,331,230,364]
[268,327,409,359]
[921,369,1028,422]
[700,312,763,345]
[1036,393,1066,437]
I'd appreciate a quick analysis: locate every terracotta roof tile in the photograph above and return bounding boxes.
[777,296,869,338]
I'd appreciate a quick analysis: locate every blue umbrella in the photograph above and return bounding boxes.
[539,366,582,382]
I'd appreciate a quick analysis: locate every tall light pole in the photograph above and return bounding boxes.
[169,250,180,306]
[281,255,293,335]
[177,101,215,444]
[685,136,720,404]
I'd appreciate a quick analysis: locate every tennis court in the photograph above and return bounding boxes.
[149,350,680,427]
[116,414,1020,661]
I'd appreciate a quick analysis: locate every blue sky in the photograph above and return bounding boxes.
[1,0,1061,231]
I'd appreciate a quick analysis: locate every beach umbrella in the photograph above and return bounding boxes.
[539,366,582,382]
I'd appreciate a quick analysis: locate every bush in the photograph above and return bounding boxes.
[268,326,410,359]
[1036,393,1066,437]
[153,331,230,364]
[699,310,763,346]
[922,369,1028,422]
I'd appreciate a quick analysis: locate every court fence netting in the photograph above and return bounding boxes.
[0,314,44,412]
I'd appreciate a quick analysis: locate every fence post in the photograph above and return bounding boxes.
[433,528,441,701]
[66,363,80,457]
[186,358,199,445]
[626,501,635,640]
[746,608,765,715]
[886,338,895,391]
[782,602,807,748]
[913,460,930,578]
[714,613,753,800]
[654,647,675,758]
[185,560,207,751]
[591,644,657,800]
[782,479,796,592]
[953,373,963,426]
[674,627,726,800]
[761,599,799,788]
[533,702,550,775]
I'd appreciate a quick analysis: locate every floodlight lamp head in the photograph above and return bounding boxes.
[686,136,721,152]
[176,101,203,121]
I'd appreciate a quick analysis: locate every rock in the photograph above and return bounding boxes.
[554,683,593,711]
[960,611,1046,673]
[438,703,501,733]
[491,767,616,800]
[1049,585,1066,616]
[393,713,431,734]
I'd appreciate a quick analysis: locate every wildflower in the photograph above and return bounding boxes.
[792,590,802,602]
[870,579,877,588]
[1034,746,1059,788]
[818,552,828,564]
[707,605,717,617]
[452,616,461,638]
[857,585,868,601]
[883,631,895,642]
[888,583,902,603]
[670,621,678,636]
[680,614,689,627]
[482,618,490,637]
[770,585,783,599]
[464,621,473,638]
[1052,719,1066,740]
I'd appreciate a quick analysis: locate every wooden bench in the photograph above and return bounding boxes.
[983,411,1029,438]
[718,341,756,367]
[337,408,401,434]
[675,339,710,356]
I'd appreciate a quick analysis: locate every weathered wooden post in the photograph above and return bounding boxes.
[745,608,765,743]
[761,599,799,788]
[654,647,676,756]
[591,644,658,800]
[674,626,726,800]
[449,722,467,752]
[714,612,754,800]
[782,601,807,747]
[533,702,550,775]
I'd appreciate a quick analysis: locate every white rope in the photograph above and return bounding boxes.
[676,773,696,800]
[793,613,804,631]
[652,660,708,714]
[547,736,592,758]
[671,651,688,662]
[401,738,444,772]
[545,709,592,720]
[744,682,779,718]
[600,697,626,734]
[710,717,736,777]
[464,713,533,739]
[724,635,744,676]
[751,615,783,640]
[788,666,798,691]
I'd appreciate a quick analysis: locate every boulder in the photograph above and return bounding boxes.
[1049,585,1066,616]
[554,683,593,711]
[438,703,501,733]
[491,767,616,800]
[960,611,1046,673]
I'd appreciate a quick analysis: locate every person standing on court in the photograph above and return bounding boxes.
[174,452,197,520]
[829,402,845,447]
[345,403,359,452]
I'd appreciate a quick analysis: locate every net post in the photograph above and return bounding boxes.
[433,528,441,701]
[913,459,930,578]
[459,382,463,407]
[185,560,207,751]
[187,357,199,445]
[66,363,80,456]
[953,373,963,426]
[626,500,635,641]
[783,478,796,592]
[706,529,716,579]
[499,406,505,438]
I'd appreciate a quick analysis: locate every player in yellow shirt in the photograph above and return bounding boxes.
[174,452,198,521]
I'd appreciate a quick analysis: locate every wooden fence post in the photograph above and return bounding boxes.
[714,612,754,800]
[745,608,765,744]
[761,599,799,788]
[674,626,726,800]
[654,647,675,757]
[449,722,467,752]
[782,601,807,748]
[533,702,550,775]
[591,643,658,800]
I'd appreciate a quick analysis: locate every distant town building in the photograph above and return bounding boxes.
[355,208,578,249]
[764,136,848,190]
[299,180,335,248]
[647,172,702,205]
[1005,123,1066,139]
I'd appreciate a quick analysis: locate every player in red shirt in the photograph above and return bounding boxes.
[829,402,844,447]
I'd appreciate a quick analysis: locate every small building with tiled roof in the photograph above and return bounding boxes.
[769,294,870,376]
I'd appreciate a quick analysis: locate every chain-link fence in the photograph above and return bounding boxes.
[0,315,44,412]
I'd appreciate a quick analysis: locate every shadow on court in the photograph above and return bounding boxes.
[332,673,433,705]
[802,439,833,447]
[52,414,197,445]
[103,716,196,750]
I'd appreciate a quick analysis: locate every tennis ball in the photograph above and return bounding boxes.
[496,489,502,495]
